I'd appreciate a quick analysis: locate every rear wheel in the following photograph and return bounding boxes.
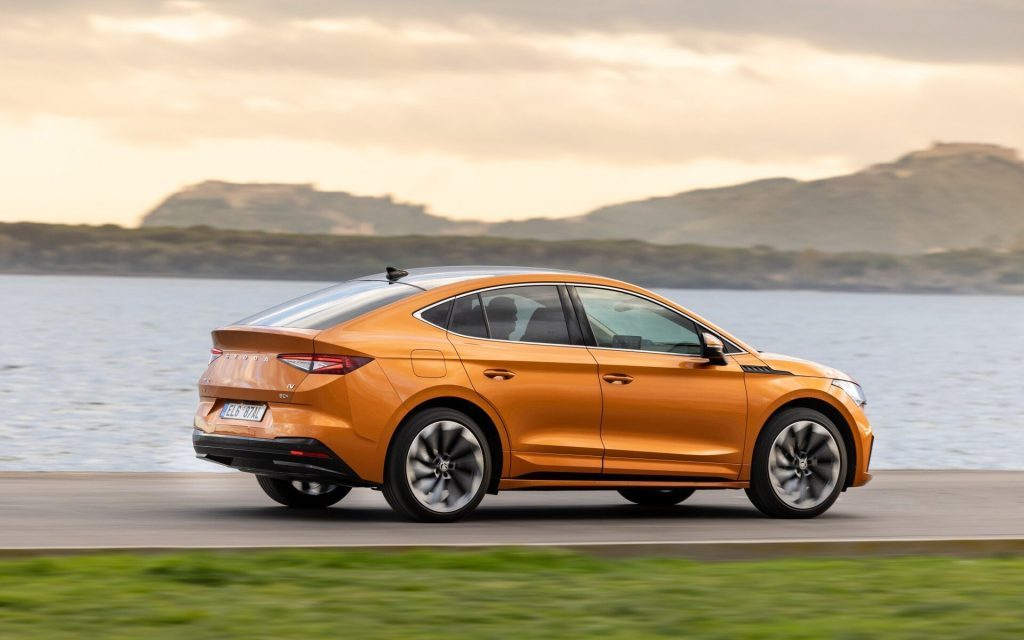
[618,488,695,506]
[256,475,351,508]
[745,408,847,518]
[383,408,491,523]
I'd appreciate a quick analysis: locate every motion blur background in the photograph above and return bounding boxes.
[3,1,1024,473]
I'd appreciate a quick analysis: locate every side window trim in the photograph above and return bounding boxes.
[566,285,595,347]
[474,292,493,339]
[556,284,587,346]
[416,283,575,347]
[415,282,744,354]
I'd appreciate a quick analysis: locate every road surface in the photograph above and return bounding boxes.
[1,471,1021,556]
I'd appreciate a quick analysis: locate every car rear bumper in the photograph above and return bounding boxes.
[192,429,371,487]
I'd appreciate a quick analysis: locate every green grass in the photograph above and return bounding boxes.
[0,549,1021,638]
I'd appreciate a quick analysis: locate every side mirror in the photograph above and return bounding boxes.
[702,333,728,366]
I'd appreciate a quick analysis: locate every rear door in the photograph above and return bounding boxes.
[445,284,604,477]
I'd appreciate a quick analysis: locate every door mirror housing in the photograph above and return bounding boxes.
[702,333,728,365]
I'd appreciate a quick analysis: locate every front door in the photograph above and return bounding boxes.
[571,286,748,479]
[447,284,603,477]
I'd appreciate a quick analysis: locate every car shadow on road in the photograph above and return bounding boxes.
[193,500,856,524]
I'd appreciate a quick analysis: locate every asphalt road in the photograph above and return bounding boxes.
[1,471,1021,553]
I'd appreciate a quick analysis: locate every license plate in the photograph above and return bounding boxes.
[220,402,267,422]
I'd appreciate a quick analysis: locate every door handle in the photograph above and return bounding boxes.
[602,373,634,385]
[483,369,516,380]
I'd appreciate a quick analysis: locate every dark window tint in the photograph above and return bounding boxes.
[237,280,418,330]
[722,338,744,354]
[450,294,488,338]
[576,287,701,355]
[480,286,570,345]
[419,299,452,328]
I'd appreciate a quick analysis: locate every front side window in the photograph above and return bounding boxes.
[478,285,570,345]
[575,287,702,355]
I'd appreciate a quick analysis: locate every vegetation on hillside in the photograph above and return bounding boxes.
[3,222,1024,293]
[139,143,1024,254]
[1,549,1022,638]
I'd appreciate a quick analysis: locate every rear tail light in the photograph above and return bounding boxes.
[277,354,373,375]
[209,348,223,363]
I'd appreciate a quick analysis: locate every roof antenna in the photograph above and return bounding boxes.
[385,266,409,282]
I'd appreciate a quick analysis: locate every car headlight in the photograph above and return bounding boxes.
[832,379,866,407]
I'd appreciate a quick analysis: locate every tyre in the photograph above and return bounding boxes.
[745,408,847,518]
[382,408,491,523]
[618,488,695,506]
[256,475,351,508]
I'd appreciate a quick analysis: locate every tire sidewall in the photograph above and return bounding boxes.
[750,408,847,518]
[385,407,492,522]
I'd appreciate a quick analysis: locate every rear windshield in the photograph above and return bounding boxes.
[237,280,419,330]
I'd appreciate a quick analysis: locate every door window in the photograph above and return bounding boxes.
[478,285,571,345]
[450,294,488,338]
[575,287,702,355]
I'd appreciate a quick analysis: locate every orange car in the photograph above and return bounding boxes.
[193,266,872,522]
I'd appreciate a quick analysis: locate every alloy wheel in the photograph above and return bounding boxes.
[768,420,841,509]
[405,420,485,513]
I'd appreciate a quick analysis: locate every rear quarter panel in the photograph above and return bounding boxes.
[315,293,512,483]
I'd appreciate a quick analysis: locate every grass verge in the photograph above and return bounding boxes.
[0,549,1022,638]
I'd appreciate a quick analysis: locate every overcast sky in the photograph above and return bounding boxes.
[2,0,1022,225]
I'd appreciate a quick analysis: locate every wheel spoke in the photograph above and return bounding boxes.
[437,422,454,453]
[412,467,436,482]
[806,472,826,499]
[797,422,813,452]
[804,429,827,456]
[773,447,794,470]
[447,471,468,501]
[449,436,477,462]
[427,477,446,504]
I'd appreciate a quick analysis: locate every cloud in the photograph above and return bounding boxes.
[7,0,1020,63]
[0,0,1022,225]
[2,2,1021,163]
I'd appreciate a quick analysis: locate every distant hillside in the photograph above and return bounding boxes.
[140,143,1024,253]
[4,223,1024,295]
[491,143,1024,253]
[141,181,483,236]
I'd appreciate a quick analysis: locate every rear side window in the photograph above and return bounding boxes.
[237,280,418,330]
[450,294,488,338]
[479,286,570,345]
[419,299,452,328]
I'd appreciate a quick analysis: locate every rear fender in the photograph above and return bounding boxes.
[375,385,512,482]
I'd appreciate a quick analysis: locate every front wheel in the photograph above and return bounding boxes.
[382,408,491,523]
[618,488,695,506]
[256,476,351,508]
[745,408,847,518]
